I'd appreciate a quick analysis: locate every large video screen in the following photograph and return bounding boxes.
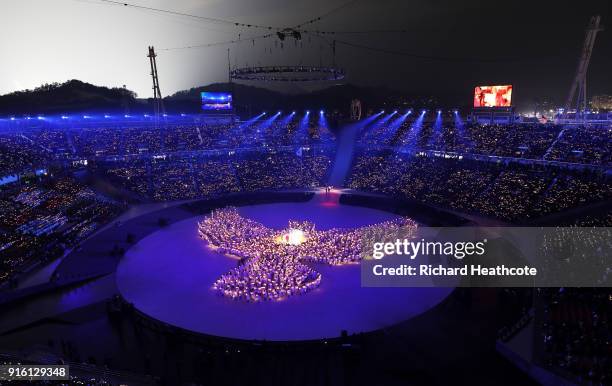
[201,92,233,111]
[473,85,512,107]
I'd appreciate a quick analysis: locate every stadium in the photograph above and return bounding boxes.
[0,1,611,385]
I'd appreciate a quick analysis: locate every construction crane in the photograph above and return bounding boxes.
[147,46,165,125]
[564,16,603,121]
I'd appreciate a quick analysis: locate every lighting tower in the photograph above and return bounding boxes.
[564,16,603,120]
[147,46,165,122]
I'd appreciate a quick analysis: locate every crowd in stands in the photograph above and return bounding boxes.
[348,152,611,223]
[100,150,332,202]
[0,175,123,287]
[0,134,50,176]
[1,118,608,223]
[357,119,611,165]
[573,212,612,227]
[2,119,608,179]
[544,126,611,165]
[3,117,334,159]
[539,288,611,385]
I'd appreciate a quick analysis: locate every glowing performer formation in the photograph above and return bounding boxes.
[198,207,417,302]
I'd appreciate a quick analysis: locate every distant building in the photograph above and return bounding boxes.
[591,95,612,110]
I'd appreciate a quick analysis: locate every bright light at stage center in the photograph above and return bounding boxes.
[277,229,306,245]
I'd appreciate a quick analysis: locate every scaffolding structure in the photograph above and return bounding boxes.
[563,16,603,121]
[147,46,165,124]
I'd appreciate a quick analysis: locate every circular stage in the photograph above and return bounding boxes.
[116,198,453,341]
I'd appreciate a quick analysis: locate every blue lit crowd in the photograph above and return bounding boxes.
[0,118,610,287]
[348,152,611,222]
[0,176,123,287]
[0,115,610,384]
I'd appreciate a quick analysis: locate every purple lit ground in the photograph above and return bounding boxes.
[116,200,453,341]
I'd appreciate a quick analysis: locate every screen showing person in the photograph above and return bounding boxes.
[473,85,512,107]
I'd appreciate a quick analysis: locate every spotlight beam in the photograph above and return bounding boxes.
[428,110,444,148]
[405,111,427,149]
[386,112,411,146]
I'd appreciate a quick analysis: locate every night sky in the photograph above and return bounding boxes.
[0,0,610,109]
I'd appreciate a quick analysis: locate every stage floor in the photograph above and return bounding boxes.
[116,199,453,341]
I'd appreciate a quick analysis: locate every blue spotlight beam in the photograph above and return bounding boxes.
[406,110,427,149]
[358,111,383,126]
[361,111,397,142]
[355,111,385,139]
[453,111,472,150]
[239,112,266,129]
[226,112,266,145]
[268,112,296,143]
[328,109,392,187]
[318,110,328,129]
[386,112,412,145]
[427,110,443,148]
[374,111,397,128]
[293,111,311,145]
[280,111,296,126]
[256,111,281,132]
